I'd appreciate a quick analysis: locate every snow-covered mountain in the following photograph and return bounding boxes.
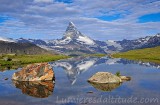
[14,22,160,55]
[117,33,160,51]
[16,22,108,55]
[0,37,15,42]
[46,22,106,54]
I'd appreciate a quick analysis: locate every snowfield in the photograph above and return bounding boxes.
[53,37,72,45]
[77,36,95,45]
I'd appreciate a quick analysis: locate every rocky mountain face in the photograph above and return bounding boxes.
[117,34,160,51]
[45,22,108,55]
[0,41,51,55]
[2,22,160,55]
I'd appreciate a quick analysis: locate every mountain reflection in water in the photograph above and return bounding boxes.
[12,80,54,98]
[50,56,160,85]
[88,82,122,92]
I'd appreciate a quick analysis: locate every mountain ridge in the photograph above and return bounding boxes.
[1,22,160,55]
[0,41,53,55]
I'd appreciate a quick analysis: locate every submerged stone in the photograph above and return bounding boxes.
[12,63,54,81]
[120,76,131,81]
[4,78,8,80]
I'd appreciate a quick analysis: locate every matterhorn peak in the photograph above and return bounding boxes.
[66,21,77,32]
[68,21,75,27]
[64,22,82,38]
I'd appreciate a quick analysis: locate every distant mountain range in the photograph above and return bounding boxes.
[0,41,52,55]
[0,22,160,55]
[117,34,160,52]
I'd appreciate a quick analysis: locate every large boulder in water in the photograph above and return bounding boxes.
[88,72,122,83]
[12,63,54,81]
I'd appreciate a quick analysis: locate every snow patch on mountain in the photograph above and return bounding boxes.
[38,45,53,50]
[0,37,15,42]
[77,36,95,45]
[136,36,150,43]
[155,34,160,37]
[52,37,72,45]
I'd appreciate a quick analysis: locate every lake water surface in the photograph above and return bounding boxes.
[0,56,160,105]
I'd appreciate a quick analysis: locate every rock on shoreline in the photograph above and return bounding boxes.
[12,63,55,81]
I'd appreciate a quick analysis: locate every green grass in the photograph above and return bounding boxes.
[83,54,106,57]
[0,54,70,67]
[112,46,160,64]
[115,71,121,77]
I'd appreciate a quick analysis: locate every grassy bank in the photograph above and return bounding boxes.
[112,46,160,64]
[83,54,106,57]
[0,54,70,67]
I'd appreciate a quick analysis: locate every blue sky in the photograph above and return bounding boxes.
[139,13,160,23]
[0,0,160,41]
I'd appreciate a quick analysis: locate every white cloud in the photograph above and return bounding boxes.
[34,0,53,3]
[0,0,159,40]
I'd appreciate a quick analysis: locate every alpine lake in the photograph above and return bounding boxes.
[0,56,160,105]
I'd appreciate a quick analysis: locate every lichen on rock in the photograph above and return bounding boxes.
[12,63,55,81]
